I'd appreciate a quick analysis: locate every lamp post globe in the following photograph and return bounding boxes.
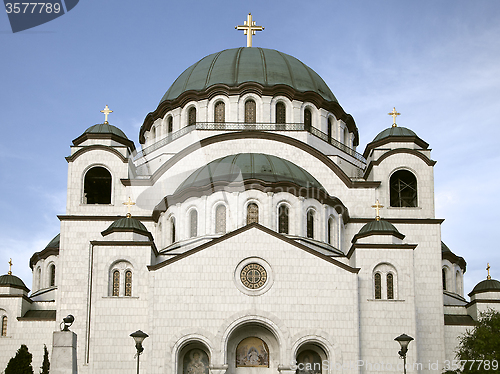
[394,334,413,374]
[130,330,148,374]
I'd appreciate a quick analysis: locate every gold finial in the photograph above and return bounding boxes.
[388,107,401,127]
[8,258,13,275]
[123,197,136,218]
[371,199,384,221]
[487,263,491,280]
[235,13,264,47]
[100,105,113,124]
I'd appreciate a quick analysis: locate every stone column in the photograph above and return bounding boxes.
[51,330,77,374]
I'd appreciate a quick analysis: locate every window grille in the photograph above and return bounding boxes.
[167,116,173,134]
[188,107,197,126]
[306,210,314,239]
[125,270,132,297]
[390,170,417,207]
[112,270,120,296]
[83,166,112,204]
[1,316,6,336]
[278,205,289,234]
[214,102,225,123]
[304,108,312,130]
[245,100,256,123]
[216,205,226,234]
[247,203,259,224]
[387,273,394,299]
[276,102,286,124]
[190,210,198,238]
[49,265,56,287]
[374,273,381,299]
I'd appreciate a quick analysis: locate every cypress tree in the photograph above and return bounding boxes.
[5,344,34,374]
[40,345,50,374]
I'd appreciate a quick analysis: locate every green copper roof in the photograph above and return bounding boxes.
[161,48,337,103]
[441,241,451,253]
[0,274,28,290]
[102,216,149,236]
[45,234,60,250]
[469,279,500,296]
[175,153,325,194]
[84,123,128,139]
[358,219,401,236]
[373,126,417,142]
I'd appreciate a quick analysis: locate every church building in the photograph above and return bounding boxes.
[2,15,500,374]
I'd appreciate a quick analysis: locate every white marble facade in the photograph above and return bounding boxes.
[1,46,498,374]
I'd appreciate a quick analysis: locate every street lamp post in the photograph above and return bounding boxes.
[394,334,414,374]
[130,330,148,374]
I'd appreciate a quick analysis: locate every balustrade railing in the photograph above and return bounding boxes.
[134,122,366,164]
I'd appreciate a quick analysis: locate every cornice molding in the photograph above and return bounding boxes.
[66,145,129,163]
[363,148,436,178]
[72,133,136,151]
[346,243,417,259]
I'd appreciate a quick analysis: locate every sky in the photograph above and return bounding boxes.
[1,0,499,295]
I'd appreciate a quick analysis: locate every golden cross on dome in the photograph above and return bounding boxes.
[123,197,135,218]
[8,258,13,275]
[388,107,401,128]
[100,105,113,124]
[487,263,491,280]
[235,13,264,47]
[371,199,384,221]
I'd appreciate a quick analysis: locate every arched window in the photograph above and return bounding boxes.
[1,316,7,337]
[188,107,197,126]
[328,217,335,245]
[245,99,256,123]
[295,350,322,374]
[49,264,56,287]
[387,273,394,299]
[215,205,226,234]
[151,126,156,142]
[125,270,132,297]
[247,203,259,224]
[276,102,286,124]
[343,127,349,145]
[183,349,210,374]
[167,116,173,135]
[84,166,112,204]
[456,270,462,295]
[171,217,176,243]
[190,210,198,238]
[390,170,418,207]
[112,270,120,296]
[327,118,333,142]
[278,205,289,234]
[304,108,312,130]
[442,268,447,290]
[374,273,382,299]
[37,267,41,290]
[214,101,225,123]
[306,210,314,239]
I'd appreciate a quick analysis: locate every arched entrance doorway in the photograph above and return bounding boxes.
[226,323,279,374]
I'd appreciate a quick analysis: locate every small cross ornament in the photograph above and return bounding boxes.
[100,105,113,124]
[235,13,264,47]
[123,197,136,218]
[388,107,401,127]
[371,200,384,221]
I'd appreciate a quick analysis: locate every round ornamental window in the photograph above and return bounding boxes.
[240,263,267,289]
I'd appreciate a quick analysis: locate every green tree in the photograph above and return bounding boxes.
[40,345,49,374]
[5,344,34,374]
[453,309,500,373]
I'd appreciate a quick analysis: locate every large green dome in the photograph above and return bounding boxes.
[161,47,338,103]
[175,153,325,194]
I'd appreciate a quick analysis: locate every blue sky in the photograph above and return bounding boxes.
[1,0,499,295]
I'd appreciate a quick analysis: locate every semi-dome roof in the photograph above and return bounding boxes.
[373,126,417,142]
[175,153,325,194]
[83,123,128,139]
[0,274,29,291]
[160,47,337,103]
[469,279,500,297]
[102,216,150,237]
[352,219,405,243]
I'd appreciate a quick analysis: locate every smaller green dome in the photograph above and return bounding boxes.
[352,219,404,243]
[469,279,500,297]
[45,234,60,250]
[0,274,29,291]
[358,219,401,235]
[102,216,149,237]
[84,123,128,139]
[373,126,417,142]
